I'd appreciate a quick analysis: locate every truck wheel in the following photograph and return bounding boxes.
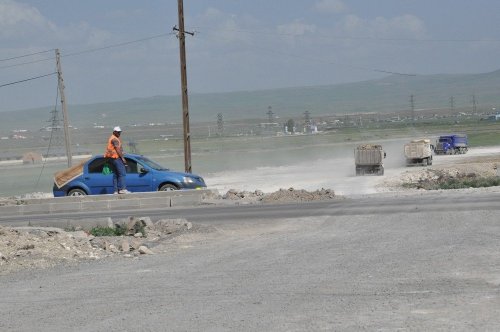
[422,159,428,166]
[429,157,433,165]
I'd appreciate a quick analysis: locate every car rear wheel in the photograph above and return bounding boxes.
[159,183,179,191]
[68,188,87,196]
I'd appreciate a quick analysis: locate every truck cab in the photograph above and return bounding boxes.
[434,134,468,155]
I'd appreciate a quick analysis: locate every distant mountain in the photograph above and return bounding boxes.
[2,70,500,132]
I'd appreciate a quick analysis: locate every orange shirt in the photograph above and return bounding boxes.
[104,134,122,159]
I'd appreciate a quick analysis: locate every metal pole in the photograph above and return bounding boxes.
[55,49,73,167]
[177,0,192,173]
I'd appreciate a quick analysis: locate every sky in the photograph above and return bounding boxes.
[1,0,500,112]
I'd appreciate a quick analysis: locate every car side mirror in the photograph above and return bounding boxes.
[139,167,148,174]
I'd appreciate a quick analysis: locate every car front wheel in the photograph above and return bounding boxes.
[68,188,87,196]
[159,183,179,191]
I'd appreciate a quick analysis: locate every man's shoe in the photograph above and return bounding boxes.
[118,189,131,194]
[113,191,118,194]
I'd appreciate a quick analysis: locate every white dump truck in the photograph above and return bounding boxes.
[404,139,433,166]
[354,144,386,176]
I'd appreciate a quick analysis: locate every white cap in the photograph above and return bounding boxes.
[113,126,122,132]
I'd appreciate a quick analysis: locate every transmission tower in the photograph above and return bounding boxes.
[267,106,274,123]
[217,113,224,136]
[410,94,415,122]
[304,111,311,126]
[46,107,65,156]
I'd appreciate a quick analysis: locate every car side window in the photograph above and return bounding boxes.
[125,158,138,174]
[88,158,106,173]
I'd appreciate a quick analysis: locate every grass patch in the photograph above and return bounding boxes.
[437,176,500,190]
[90,226,127,237]
[404,173,500,190]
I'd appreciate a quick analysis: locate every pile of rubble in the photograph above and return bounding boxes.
[0,197,25,207]
[0,192,52,207]
[218,187,336,203]
[0,216,194,275]
[402,169,479,190]
[390,161,499,190]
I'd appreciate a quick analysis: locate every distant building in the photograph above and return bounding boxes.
[22,152,42,164]
[488,113,500,121]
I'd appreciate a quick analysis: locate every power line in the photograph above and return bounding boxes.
[0,72,56,88]
[0,49,55,62]
[0,32,175,70]
[194,26,500,43]
[0,56,54,70]
[249,43,417,76]
[63,32,174,58]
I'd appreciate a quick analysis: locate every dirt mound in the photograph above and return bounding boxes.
[261,188,335,202]
[218,187,336,203]
[385,159,499,190]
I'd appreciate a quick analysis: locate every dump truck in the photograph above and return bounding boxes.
[354,144,386,176]
[434,134,468,155]
[404,139,433,166]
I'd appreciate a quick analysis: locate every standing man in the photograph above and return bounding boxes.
[104,126,130,194]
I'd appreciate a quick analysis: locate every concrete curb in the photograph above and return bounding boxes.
[0,189,214,217]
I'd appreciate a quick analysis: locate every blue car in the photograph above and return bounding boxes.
[53,154,206,197]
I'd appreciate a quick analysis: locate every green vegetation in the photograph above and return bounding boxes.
[438,177,500,190]
[89,226,126,237]
[403,174,500,190]
[89,223,146,237]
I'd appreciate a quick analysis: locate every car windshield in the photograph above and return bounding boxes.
[135,156,169,171]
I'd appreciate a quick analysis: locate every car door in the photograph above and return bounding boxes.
[124,157,153,192]
[85,157,114,194]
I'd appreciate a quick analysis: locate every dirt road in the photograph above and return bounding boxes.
[206,145,500,196]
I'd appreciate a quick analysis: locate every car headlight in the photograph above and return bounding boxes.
[183,176,195,183]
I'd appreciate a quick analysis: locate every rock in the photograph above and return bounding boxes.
[134,232,143,238]
[138,246,154,255]
[107,217,114,228]
[130,238,142,250]
[139,217,154,228]
[185,222,193,230]
[155,218,189,230]
[121,239,130,252]
[0,252,7,261]
[126,217,146,235]
[68,231,90,239]
[108,244,119,253]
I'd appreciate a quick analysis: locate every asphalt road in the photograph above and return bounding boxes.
[1,190,500,331]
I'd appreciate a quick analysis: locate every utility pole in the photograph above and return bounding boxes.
[55,49,72,167]
[175,0,193,173]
